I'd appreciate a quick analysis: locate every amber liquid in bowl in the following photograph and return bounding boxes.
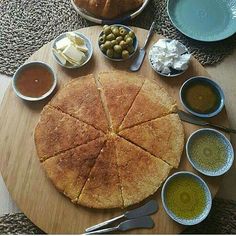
[16,64,54,98]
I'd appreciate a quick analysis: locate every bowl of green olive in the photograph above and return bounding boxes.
[98,24,138,61]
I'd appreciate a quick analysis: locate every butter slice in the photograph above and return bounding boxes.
[75,44,88,53]
[67,32,84,45]
[56,37,71,51]
[63,44,86,65]
[52,48,67,65]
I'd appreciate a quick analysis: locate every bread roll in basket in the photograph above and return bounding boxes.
[74,0,144,19]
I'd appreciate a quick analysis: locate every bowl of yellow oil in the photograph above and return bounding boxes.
[180,76,225,118]
[161,171,212,225]
[186,128,234,176]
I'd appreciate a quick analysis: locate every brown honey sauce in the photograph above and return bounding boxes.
[16,64,53,97]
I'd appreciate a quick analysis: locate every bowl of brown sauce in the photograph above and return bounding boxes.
[180,76,225,118]
[12,61,57,101]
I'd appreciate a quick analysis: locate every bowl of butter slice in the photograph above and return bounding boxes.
[52,31,93,68]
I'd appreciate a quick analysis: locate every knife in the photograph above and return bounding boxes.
[129,21,155,72]
[178,110,236,134]
[85,200,158,233]
[85,216,154,234]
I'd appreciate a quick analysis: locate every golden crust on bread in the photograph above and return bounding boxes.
[115,136,171,207]
[34,105,104,161]
[119,78,177,130]
[119,114,184,168]
[98,71,145,132]
[74,0,144,20]
[42,137,106,201]
[49,74,109,133]
[78,137,123,208]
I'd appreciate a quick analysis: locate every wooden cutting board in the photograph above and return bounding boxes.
[0,26,229,234]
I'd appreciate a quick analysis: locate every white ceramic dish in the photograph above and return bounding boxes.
[52,31,93,69]
[12,61,57,102]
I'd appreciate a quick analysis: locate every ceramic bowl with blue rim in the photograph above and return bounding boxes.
[52,31,93,69]
[179,76,225,118]
[186,128,234,177]
[98,24,138,62]
[161,171,212,225]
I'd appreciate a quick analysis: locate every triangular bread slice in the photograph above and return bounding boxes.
[49,74,109,133]
[34,106,104,161]
[98,71,145,132]
[78,137,123,208]
[119,78,177,130]
[119,114,184,168]
[115,136,171,207]
[42,137,106,202]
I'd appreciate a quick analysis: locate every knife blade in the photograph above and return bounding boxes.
[85,200,158,232]
[85,216,154,234]
[129,21,155,72]
[178,110,236,134]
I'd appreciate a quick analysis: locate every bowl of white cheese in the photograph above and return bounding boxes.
[148,39,191,77]
[52,31,93,69]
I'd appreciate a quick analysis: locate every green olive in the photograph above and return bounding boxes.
[127,45,135,54]
[113,51,121,59]
[124,34,129,41]
[119,29,128,36]
[111,40,117,47]
[112,27,120,36]
[116,36,123,44]
[106,49,114,58]
[100,44,107,53]
[125,37,133,46]
[103,26,112,35]
[106,33,115,41]
[104,41,112,49]
[119,40,128,49]
[114,45,122,54]
[122,50,129,59]
[103,24,109,30]
[98,36,106,44]
[128,31,135,39]
[111,25,115,31]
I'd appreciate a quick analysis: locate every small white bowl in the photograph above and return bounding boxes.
[186,128,234,176]
[52,31,93,69]
[162,171,212,225]
[12,61,57,102]
[148,39,190,77]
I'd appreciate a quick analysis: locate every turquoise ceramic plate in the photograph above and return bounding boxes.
[167,0,236,42]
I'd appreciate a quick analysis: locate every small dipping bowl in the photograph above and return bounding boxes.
[148,39,190,77]
[162,171,212,225]
[52,31,93,68]
[186,128,234,176]
[12,61,57,102]
[180,76,225,118]
[98,24,138,61]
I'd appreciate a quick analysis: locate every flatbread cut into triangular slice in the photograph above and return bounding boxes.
[98,71,145,132]
[42,137,106,202]
[49,74,109,133]
[119,114,184,168]
[78,136,123,208]
[34,106,104,161]
[42,138,105,201]
[115,136,171,208]
[119,78,177,130]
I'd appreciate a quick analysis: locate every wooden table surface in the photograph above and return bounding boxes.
[0,34,236,226]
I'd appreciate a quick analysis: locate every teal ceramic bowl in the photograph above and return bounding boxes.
[167,0,236,42]
[186,128,234,176]
[162,171,212,225]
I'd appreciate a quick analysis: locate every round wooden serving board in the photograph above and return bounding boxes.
[0,26,229,234]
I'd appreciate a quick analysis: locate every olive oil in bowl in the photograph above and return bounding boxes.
[180,76,224,118]
[187,128,234,176]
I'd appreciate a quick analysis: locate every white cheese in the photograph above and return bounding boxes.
[63,44,86,65]
[55,37,71,51]
[67,32,85,45]
[52,48,67,65]
[149,39,191,75]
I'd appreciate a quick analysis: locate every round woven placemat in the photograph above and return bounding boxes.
[1,198,236,234]
[0,0,236,76]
